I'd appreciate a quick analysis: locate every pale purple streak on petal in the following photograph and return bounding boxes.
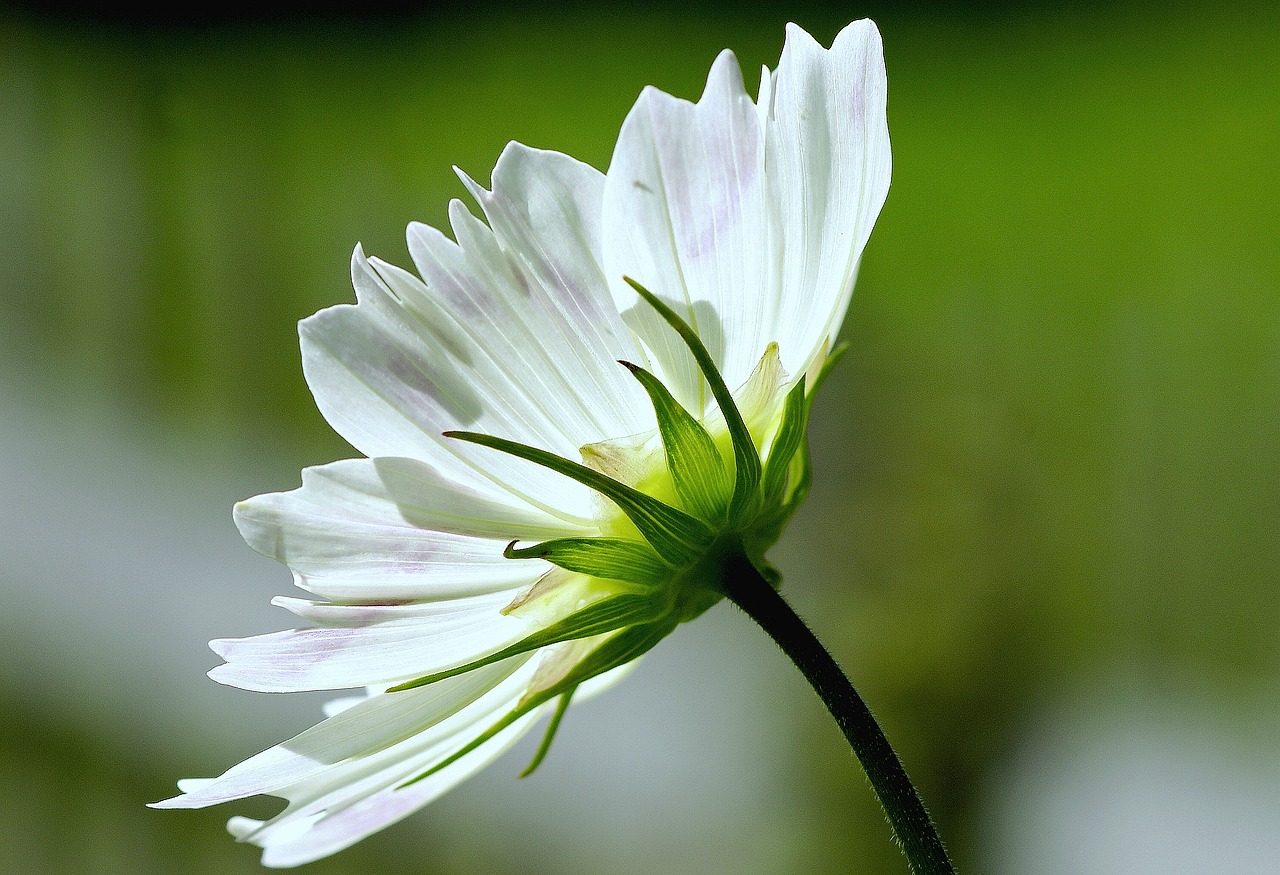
[238,498,546,600]
[208,589,531,692]
[458,143,652,440]
[604,50,776,410]
[301,248,596,522]
[234,457,579,598]
[402,213,593,452]
[403,179,645,449]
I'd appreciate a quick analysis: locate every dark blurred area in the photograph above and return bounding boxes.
[2,1,1277,873]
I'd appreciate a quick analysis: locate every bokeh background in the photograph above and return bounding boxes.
[2,1,1278,872]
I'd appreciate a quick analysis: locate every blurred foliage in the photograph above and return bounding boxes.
[1,1,1277,873]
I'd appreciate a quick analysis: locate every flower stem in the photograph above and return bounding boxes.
[720,553,956,875]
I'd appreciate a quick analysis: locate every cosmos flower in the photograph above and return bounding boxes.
[153,19,890,868]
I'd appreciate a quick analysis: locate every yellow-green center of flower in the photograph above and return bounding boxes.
[500,341,792,625]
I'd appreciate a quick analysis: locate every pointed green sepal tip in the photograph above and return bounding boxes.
[519,688,575,778]
[760,375,808,504]
[619,359,730,525]
[444,429,713,567]
[622,277,762,526]
[504,536,671,586]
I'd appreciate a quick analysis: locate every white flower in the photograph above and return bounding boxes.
[152,19,890,868]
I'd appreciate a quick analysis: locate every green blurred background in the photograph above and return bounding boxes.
[2,1,1278,872]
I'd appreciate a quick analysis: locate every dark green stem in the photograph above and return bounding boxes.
[720,554,955,875]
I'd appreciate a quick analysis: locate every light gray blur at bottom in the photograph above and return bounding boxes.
[980,694,1280,875]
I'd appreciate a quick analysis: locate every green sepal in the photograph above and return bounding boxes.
[620,360,730,524]
[624,278,762,526]
[445,430,713,567]
[386,592,667,693]
[399,619,678,789]
[751,344,851,545]
[504,537,671,586]
[519,687,575,778]
[760,376,808,504]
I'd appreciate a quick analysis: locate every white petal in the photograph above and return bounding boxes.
[603,49,776,411]
[379,146,655,452]
[234,457,580,601]
[301,248,597,521]
[255,710,540,868]
[404,202,643,455]
[767,20,891,378]
[217,666,545,867]
[207,590,532,692]
[152,657,536,810]
[455,143,653,438]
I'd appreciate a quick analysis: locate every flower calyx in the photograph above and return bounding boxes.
[390,280,846,783]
